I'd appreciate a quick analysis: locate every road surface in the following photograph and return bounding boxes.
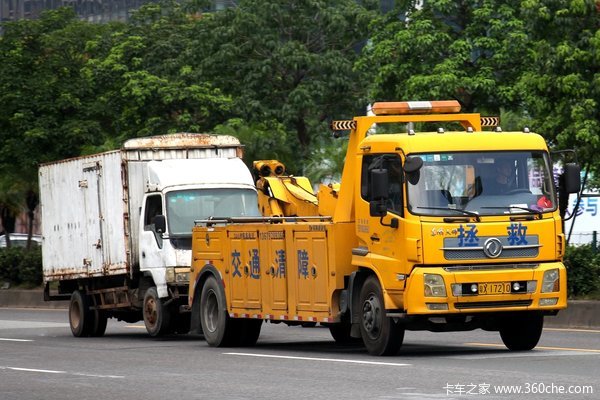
[0,308,598,399]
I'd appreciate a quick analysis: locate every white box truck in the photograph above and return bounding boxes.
[39,134,260,337]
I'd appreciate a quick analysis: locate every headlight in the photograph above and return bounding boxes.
[424,274,447,297]
[541,268,560,293]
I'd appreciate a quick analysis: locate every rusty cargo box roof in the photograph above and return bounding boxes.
[123,133,241,150]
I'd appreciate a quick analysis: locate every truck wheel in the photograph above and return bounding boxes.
[200,276,237,347]
[359,276,404,356]
[170,313,192,334]
[143,287,171,337]
[90,311,108,337]
[328,318,361,345]
[69,290,92,337]
[500,312,543,351]
[238,319,262,346]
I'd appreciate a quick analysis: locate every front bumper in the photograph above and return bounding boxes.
[400,262,567,315]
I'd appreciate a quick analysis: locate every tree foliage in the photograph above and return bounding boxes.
[517,0,600,178]
[359,0,528,112]
[190,0,377,167]
[81,0,231,149]
[1,0,600,227]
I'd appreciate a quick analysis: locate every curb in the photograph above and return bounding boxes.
[0,289,66,309]
[1,290,599,329]
[546,300,600,329]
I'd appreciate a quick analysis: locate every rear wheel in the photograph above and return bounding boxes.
[500,312,543,351]
[143,287,171,337]
[238,319,262,346]
[69,290,92,337]
[89,310,108,337]
[200,276,238,347]
[359,276,404,356]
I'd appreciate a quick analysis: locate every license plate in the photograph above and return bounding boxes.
[478,282,511,295]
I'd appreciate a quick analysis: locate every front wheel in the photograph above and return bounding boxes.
[500,312,543,351]
[359,276,404,356]
[143,287,171,337]
[328,317,361,345]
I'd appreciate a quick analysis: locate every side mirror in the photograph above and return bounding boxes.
[403,156,423,173]
[370,168,389,217]
[371,169,389,200]
[153,215,166,234]
[563,163,581,194]
[370,200,387,217]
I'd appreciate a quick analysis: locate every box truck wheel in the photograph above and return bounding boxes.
[200,276,238,346]
[69,290,93,337]
[359,276,404,356]
[143,287,171,337]
[90,311,108,337]
[499,312,543,351]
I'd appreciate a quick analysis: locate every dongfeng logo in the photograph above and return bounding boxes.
[483,238,503,258]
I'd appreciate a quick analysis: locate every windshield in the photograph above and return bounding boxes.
[166,188,260,235]
[406,151,556,217]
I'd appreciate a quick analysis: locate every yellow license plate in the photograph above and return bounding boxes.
[478,282,511,295]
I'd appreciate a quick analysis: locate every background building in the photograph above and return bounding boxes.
[0,1,238,23]
[1,1,392,24]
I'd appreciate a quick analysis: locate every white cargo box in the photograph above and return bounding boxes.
[39,134,243,282]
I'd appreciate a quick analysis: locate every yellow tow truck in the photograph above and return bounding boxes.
[188,101,581,355]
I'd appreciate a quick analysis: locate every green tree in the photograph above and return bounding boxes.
[190,0,377,170]
[0,8,108,242]
[359,0,528,113]
[517,0,600,183]
[82,0,231,148]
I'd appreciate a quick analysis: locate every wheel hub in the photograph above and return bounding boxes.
[204,290,219,333]
[145,297,157,326]
[362,294,381,340]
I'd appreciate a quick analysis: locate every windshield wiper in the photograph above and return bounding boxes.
[480,206,542,216]
[416,206,481,222]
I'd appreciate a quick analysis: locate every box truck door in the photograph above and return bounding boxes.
[82,161,105,276]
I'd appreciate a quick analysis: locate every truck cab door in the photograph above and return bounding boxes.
[356,153,418,284]
[139,194,166,272]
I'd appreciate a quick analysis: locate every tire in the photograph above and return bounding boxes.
[238,319,262,346]
[200,276,238,347]
[90,311,108,337]
[170,313,192,334]
[69,290,92,337]
[500,312,544,351]
[328,318,361,345]
[359,276,404,356]
[143,287,171,337]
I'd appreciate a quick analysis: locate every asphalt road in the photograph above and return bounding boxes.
[0,308,598,400]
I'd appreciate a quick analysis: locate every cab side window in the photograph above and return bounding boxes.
[361,154,403,214]
[144,194,163,247]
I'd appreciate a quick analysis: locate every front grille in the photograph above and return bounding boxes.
[443,263,539,272]
[443,235,540,260]
[454,300,532,310]
[444,247,539,260]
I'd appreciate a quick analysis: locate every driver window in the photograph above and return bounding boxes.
[361,154,403,213]
[143,194,163,248]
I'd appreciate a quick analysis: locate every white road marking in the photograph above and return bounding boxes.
[0,320,69,330]
[0,338,33,342]
[224,352,411,366]
[545,327,600,334]
[0,366,124,379]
